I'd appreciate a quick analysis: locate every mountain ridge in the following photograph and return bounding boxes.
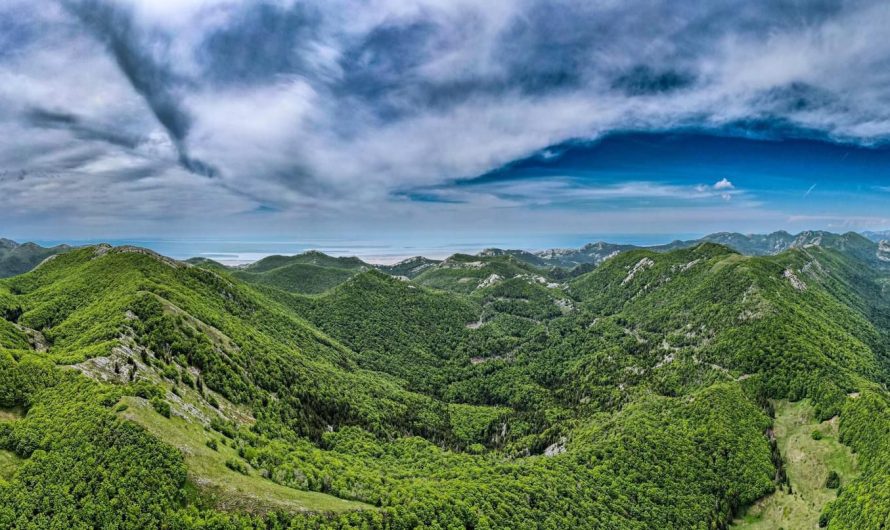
[1,237,889,528]
[0,239,71,279]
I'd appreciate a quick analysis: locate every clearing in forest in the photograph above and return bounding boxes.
[732,400,859,529]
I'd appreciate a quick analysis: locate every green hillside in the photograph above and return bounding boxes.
[184,257,231,273]
[233,251,372,294]
[472,230,889,272]
[376,256,442,278]
[733,400,859,529]
[0,238,889,528]
[246,251,370,273]
[411,253,557,293]
[0,239,70,279]
[699,230,882,262]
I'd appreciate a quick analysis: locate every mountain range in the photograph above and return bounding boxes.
[0,231,889,528]
[4,230,889,285]
[188,230,890,295]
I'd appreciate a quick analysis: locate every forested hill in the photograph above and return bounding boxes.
[0,239,889,528]
[487,230,890,270]
[0,239,69,278]
[2,230,887,284]
[231,251,373,294]
[229,230,890,294]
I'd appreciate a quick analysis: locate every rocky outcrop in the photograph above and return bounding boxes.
[623,257,654,285]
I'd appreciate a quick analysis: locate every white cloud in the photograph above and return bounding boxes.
[409,177,753,209]
[1,0,890,239]
[713,178,734,190]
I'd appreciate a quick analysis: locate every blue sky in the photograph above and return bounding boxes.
[433,132,890,221]
[2,0,890,256]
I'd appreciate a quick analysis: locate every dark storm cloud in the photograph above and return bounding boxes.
[61,0,217,177]
[25,107,141,149]
[198,2,323,85]
[612,67,696,96]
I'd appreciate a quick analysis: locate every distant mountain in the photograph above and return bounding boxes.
[2,230,876,290]
[699,230,863,254]
[480,231,888,272]
[376,256,442,278]
[697,230,890,269]
[478,248,551,267]
[183,257,230,272]
[535,242,642,268]
[233,250,372,294]
[409,252,556,294]
[246,250,370,273]
[863,230,890,242]
[0,238,70,278]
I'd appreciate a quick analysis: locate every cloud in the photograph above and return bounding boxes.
[61,0,218,177]
[24,107,142,149]
[401,177,753,210]
[2,0,890,238]
[713,178,734,191]
[711,178,735,200]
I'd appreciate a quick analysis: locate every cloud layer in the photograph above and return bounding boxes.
[2,0,890,240]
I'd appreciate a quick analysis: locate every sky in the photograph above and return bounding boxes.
[2,0,890,259]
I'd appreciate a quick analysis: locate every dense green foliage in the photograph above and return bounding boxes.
[0,235,889,529]
[410,253,556,294]
[820,391,890,529]
[235,264,360,295]
[0,359,185,528]
[273,271,480,396]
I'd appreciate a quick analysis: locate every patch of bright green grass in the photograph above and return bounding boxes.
[1,404,26,485]
[0,406,23,421]
[0,449,23,484]
[117,396,370,515]
[732,400,859,530]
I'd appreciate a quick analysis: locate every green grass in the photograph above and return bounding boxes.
[0,449,23,484]
[0,406,23,421]
[732,400,859,530]
[117,396,371,515]
[0,401,24,487]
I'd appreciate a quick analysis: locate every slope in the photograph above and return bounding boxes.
[376,256,441,278]
[411,253,557,294]
[234,251,371,294]
[566,243,886,416]
[270,270,481,396]
[732,400,859,529]
[0,239,70,279]
[0,245,464,441]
